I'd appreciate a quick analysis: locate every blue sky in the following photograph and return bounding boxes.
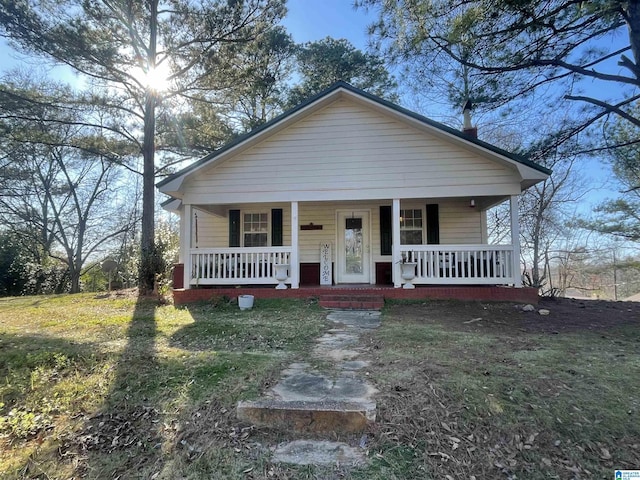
[282,0,372,48]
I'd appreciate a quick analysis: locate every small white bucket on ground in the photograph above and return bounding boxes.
[238,295,255,311]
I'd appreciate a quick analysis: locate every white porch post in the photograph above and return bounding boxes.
[392,198,401,288]
[290,201,300,288]
[510,195,523,287]
[182,204,193,289]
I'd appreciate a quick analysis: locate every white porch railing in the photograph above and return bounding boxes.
[190,247,291,285]
[400,245,516,285]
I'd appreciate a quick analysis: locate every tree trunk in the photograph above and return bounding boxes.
[530,184,548,288]
[70,267,81,293]
[139,0,159,294]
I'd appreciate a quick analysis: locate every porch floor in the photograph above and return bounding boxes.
[173,284,539,306]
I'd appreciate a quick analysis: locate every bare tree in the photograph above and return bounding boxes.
[520,144,590,290]
[0,0,286,292]
[0,81,137,293]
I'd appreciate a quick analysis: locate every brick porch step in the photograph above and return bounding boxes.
[236,399,374,433]
[318,294,384,310]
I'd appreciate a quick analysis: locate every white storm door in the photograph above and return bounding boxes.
[336,211,370,283]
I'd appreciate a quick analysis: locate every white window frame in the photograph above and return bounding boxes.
[400,208,424,245]
[241,211,270,247]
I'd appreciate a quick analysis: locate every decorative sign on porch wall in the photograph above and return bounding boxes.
[301,223,323,230]
[320,243,332,285]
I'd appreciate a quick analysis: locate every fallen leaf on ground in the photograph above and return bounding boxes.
[600,447,611,459]
[463,318,482,324]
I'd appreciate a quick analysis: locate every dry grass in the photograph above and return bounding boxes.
[359,301,640,479]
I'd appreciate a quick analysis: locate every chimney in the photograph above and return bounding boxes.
[462,99,478,138]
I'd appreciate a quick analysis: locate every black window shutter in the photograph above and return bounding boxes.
[271,208,283,246]
[380,205,392,255]
[426,204,440,245]
[229,209,240,247]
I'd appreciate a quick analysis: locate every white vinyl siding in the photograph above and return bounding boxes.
[298,203,337,263]
[439,201,483,244]
[182,98,522,205]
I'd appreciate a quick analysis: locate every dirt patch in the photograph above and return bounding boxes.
[386,297,640,334]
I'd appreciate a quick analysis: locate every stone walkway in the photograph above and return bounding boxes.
[237,309,381,466]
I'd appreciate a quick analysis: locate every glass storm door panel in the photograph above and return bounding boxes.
[337,211,370,283]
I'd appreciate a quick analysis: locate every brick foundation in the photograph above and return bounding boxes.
[172,264,184,290]
[173,285,539,306]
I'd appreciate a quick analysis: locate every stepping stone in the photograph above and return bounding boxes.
[272,440,367,466]
[236,399,374,433]
[236,309,379,434]
[326,310,382,329]
[270,370,377,403]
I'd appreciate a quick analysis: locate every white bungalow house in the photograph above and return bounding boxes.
[158,82,550,292]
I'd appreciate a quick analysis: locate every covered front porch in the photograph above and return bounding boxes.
[174,196,522,290]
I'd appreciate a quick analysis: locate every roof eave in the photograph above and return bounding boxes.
[161,197,182,213]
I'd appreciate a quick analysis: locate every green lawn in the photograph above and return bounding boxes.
[0,294,638,479]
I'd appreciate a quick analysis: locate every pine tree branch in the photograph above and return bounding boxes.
[564,94,640,128]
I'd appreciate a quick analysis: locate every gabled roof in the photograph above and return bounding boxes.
[157,81,551,193]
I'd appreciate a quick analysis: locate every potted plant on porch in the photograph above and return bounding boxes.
[399,254,417,289]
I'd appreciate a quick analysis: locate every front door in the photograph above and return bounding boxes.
[336,211,370,283]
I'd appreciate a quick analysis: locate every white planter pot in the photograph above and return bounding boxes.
[274,263,289,290]
[400,262,417,289]
[238,295,254,310]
